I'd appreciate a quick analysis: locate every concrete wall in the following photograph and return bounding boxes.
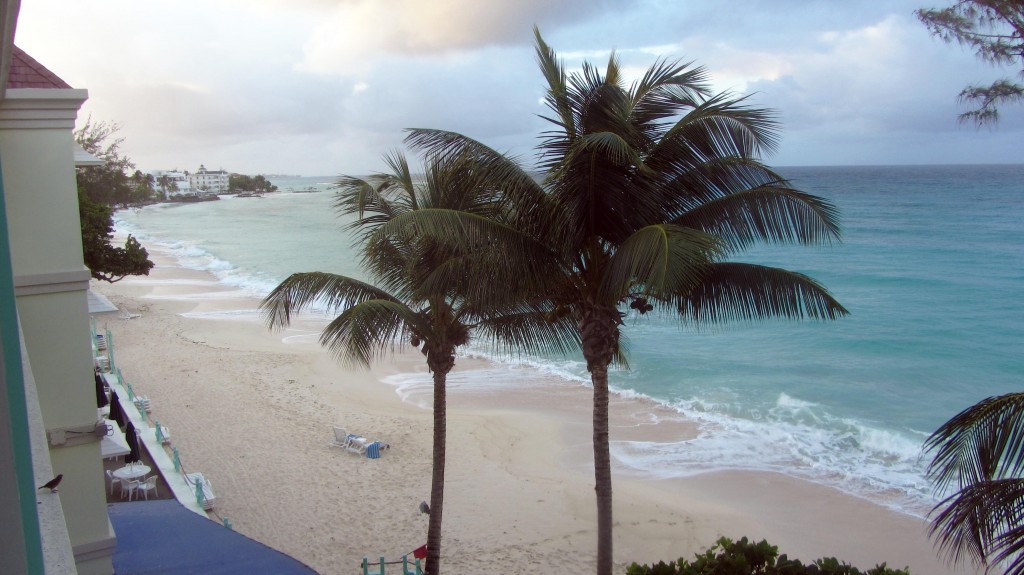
[0,87,115,574]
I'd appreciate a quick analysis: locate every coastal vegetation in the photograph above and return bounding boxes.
[626,537,910,575]
[916,0,1024,125]
[228,173,278,194]
[74,118,155,282]
[925,392,1024,574]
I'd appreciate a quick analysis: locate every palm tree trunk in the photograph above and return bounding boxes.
[581,304,621,575]
[591,363,613,575]
[426,351,454,575]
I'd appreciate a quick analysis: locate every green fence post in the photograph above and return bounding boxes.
[106,329,114,371]
[172,447,181,473]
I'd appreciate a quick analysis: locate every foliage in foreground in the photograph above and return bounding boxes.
[916,0,1024,125]
[924,392,1024,575]
[626,537,910,575]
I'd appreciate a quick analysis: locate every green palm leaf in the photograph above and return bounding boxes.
[926,393,1024,491]
[598,224,722,304]
[674,262,848,323]
[320,299,422,366]
[260,272,400,330]
[672,182,841,251]
[929,478,1024,574]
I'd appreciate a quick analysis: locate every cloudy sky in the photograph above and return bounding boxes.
[14,0,1024,176]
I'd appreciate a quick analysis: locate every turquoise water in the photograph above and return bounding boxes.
[115,165,1024,516]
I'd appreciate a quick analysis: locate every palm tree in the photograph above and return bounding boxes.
[261,150,575,575]
[925,393,1024,574]
[403,28,848,574]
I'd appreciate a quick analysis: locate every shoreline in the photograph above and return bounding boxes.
[90,246,973,574]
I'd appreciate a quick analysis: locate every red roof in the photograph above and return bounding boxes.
[8,45,71,89]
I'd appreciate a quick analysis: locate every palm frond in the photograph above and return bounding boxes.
[929,478,1024,573]
[659,92,781,161]
[672,182,842,250]
[373,207,541,265]
[534,27,574,135]
[675,262,848,323]
[260,272,400,329]
[926,393,1024,492]
[403,128,549,224]
[319,299,421,367]
[382,149,418,211]
[630,59,710,127]
[598,225,722,304]
[474,305,581,358]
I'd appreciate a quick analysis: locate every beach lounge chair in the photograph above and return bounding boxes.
[133,396,152,413]
[330,426,390,457]
[329,427,351,449]
[155,423,171,445]
[185,472,216,510]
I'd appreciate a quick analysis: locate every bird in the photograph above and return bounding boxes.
[419,500,430,515]
[38,474,63,493]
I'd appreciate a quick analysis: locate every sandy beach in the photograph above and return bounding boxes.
[90,248,975,575]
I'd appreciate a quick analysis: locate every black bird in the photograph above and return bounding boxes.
[38,474,63,493]
[419,501,430,514]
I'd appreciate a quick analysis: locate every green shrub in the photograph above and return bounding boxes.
[625,537,910,575]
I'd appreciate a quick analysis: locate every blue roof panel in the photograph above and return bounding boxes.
[108,500,318,574]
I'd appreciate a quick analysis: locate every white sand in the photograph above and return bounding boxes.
[90,250,977,574]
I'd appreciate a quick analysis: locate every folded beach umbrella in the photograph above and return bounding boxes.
[109,390,126,431]
[125,422,141,464]
[95,371,109,408]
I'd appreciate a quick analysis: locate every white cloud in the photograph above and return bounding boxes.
[298,0,632,76]
[10,0,1021,174]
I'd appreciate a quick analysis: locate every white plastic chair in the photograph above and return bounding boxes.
[124,479,141,501]
[105,470,117,496]
[135,475,158,500]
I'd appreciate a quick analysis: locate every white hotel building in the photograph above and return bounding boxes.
[189,164,229,194]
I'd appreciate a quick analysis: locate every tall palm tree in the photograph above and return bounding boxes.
[261,150,576,575]
[925,393,1024,574]
[402,28,848,574]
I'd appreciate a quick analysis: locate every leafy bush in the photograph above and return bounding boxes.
[626,537,910,575]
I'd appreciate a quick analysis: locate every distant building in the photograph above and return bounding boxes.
[189,164,229,194]
[152,170,192,199]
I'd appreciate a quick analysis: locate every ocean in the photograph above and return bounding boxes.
[114,164,1024,517]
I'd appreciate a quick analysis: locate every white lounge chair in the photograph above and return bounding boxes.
[155,423,171,445]
[185,472,216,510]
[329,426,350,449]
[329,426,388,457]
[133,396,152,413]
